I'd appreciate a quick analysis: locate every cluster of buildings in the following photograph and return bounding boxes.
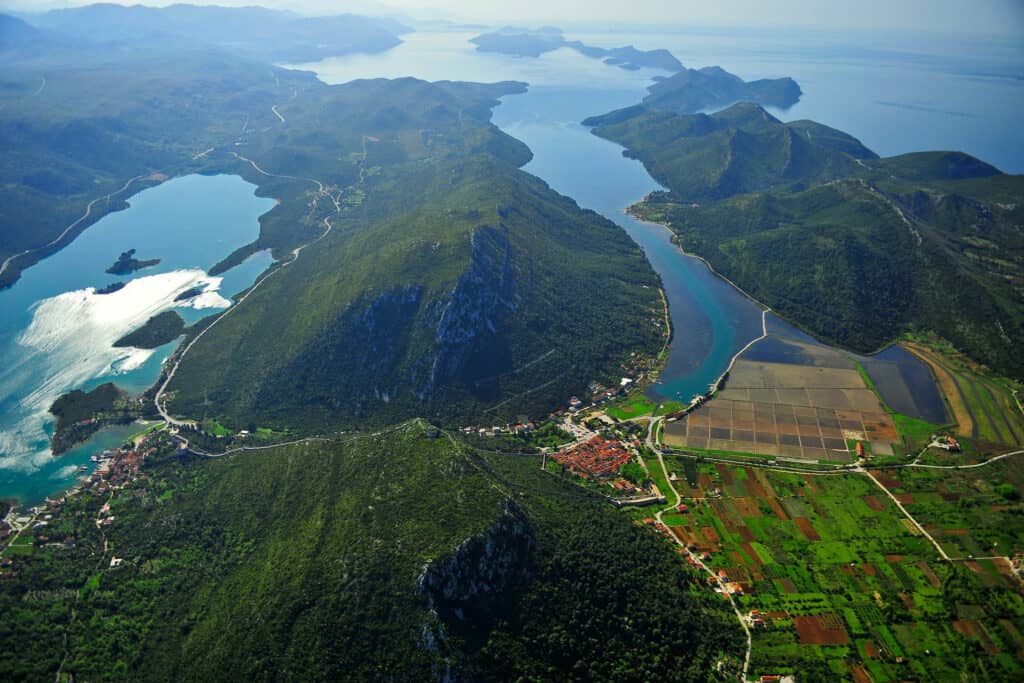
[619,350,658,381]
[706,568,745,596]
[552,435,632,478]
[460,420,538,439]
[0,441,162,573]
[85,446,154,494]
[929,434,962,452]
[567,377,635,414]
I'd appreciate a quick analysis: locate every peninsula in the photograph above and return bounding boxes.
[587,101,1024,380]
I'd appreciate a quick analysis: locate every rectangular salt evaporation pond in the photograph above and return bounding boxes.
[764,313,949,425]
[0,174,275,505]
[854,346,950,426]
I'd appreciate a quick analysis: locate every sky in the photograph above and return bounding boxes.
[3,0,1024,36]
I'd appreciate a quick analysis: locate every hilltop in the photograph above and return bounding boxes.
[589,101,1024,378]
[161,75,664,431]
[586,102,874,199]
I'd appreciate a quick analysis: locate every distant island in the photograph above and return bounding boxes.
[583,66,801,122]
[642,66,801,112]
[471,27,683,72]
[105,248,160,275]
[474,28,800,114]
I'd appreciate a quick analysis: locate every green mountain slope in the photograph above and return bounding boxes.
[590,103,1024,377]
[643,66,801,112]
[163,78,664,431]
[0,425,742,680]
[587,103,875,200]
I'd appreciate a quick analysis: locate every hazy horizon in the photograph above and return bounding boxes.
[3,0,1024,37]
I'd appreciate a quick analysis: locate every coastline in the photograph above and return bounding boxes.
[625,197,919,360]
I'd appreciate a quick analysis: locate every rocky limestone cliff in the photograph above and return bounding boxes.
[426,224,520,392]
[417,498,534,675]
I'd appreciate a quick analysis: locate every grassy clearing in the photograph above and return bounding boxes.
[4,544,34,556]
[640,451,677,506]
[131,421,166,441]
[606,395,657,421]
[655,400,685,416]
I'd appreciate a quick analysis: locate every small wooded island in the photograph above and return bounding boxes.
[113,310,186,349]
[105,248,161,275]
[95,281,126,295]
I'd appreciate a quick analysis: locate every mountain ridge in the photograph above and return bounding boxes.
[590,101,1024,377]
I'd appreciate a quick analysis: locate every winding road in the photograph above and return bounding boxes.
[155,144,348,426]
[0,174,152,281]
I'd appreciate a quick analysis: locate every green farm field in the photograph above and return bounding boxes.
[654,455,1024,681]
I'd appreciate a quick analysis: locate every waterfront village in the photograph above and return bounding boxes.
[0,436,166,576]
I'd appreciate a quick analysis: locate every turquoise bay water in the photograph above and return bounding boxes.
[0,174,274,504]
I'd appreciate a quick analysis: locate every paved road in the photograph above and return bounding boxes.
[174,421,415,459]
[861,467,950,560]
[0,174,151,280]
[155,151,338,425]
[648,417,752,680]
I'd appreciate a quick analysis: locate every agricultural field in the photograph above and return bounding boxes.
[880,457,1024,562]
[654,456,1024,682]
[903,339,1024,450]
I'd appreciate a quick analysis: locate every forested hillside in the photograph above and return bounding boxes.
[590,102,1024,378]
[163,77,664,430]
[0,425,742,680]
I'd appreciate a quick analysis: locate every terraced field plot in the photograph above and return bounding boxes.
[904,341,1024,449]
[657,458,1024,682]
[664,354,899,462]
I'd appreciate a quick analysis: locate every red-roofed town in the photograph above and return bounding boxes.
[552,435,631,478]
